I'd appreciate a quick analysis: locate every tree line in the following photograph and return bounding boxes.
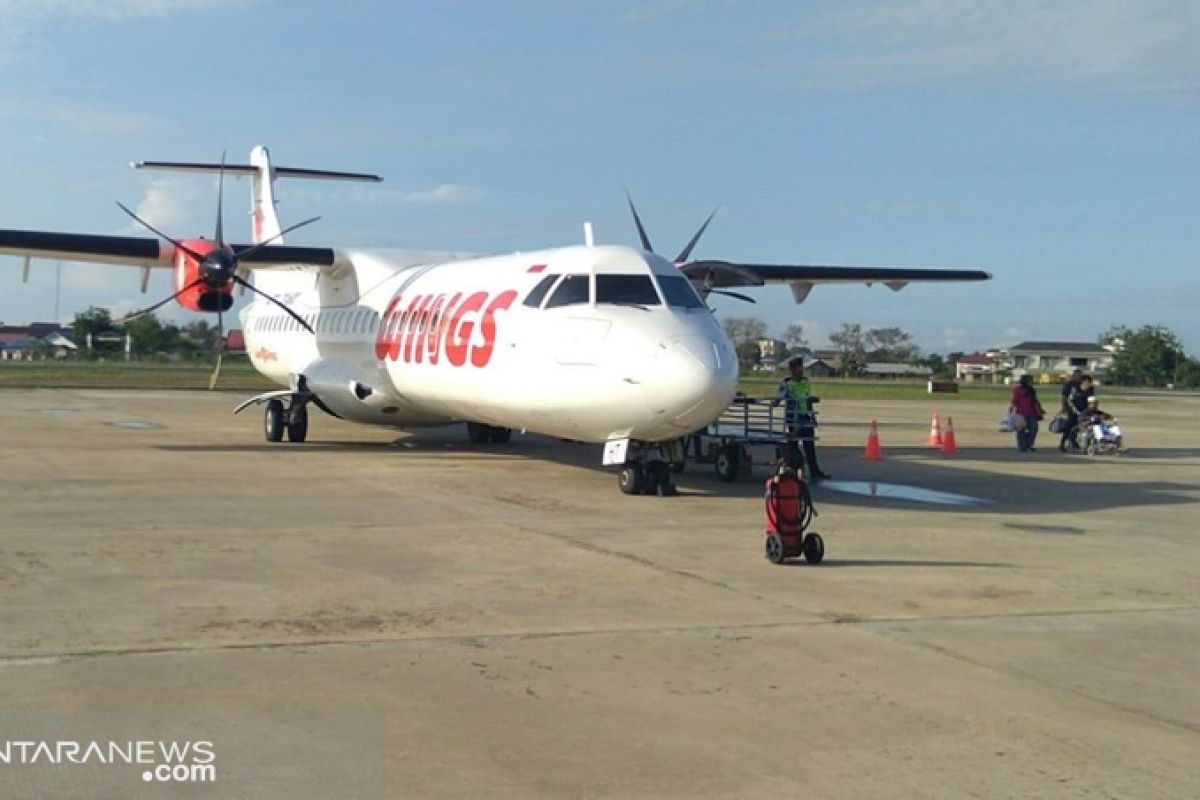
[72,307,223,359]
[721,316,1200,388]
[722,318,924,375]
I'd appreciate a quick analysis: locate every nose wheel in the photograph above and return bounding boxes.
[616,439,684,496]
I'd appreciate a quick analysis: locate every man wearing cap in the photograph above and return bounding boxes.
[1059,369,1085,452]
[773,357,830,481]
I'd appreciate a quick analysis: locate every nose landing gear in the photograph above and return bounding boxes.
[617,439,684,496]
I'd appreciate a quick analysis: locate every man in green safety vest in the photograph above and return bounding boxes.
[773,357,830,482]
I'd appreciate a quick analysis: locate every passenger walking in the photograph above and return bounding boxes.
[1009,374,1045,452]
[773,357,829,482]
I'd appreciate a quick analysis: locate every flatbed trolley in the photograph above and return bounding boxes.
[687,395,817,482]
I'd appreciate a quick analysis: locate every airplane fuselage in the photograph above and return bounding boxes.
[240,244,739,444]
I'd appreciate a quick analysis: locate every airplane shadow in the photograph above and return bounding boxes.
[156,431,1200,518]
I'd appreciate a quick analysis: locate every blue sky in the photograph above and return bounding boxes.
[1,0,1197,354]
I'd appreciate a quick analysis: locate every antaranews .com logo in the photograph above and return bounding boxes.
[1,739,215,784]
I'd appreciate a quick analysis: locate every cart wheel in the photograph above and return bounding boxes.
[802,532,825,565]
[1085,440,1098,456]
[619,465,644,495]
[715,445,740,482]
[765,534,785,564]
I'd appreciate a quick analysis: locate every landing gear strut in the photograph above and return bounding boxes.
[618,439,684,497]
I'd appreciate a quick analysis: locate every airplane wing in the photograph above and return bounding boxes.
[0,229,336,269]
[680,259,991,304]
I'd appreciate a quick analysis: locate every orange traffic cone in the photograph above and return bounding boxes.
[928,412,943,447]
[941,416,958,454]
[864,420,883,460]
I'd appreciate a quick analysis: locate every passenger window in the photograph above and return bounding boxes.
[656,275,706,309]
[544,274,591,308]
[596,275,661,306]
[523,274,561,308]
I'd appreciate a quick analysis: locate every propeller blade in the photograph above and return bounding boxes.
[208,350,224,391]
[624,191,654,253]
[710,289,756,304]
[232,274,314,333]
[674,206,719,264]
[233,216,322,264]
[208,306,224,391]
[214,150,226,249]
[116,202,206,262]
[114,277,206,324]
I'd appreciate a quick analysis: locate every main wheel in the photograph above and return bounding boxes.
[466,422,491,444]
[646,460,675,496]
[285,403,308,443]
[802,532,825,564]
[618,464,645,495]
[715,445,740,483]
[264,399,284,443]
[765,534,785,564]
[489,426,512,444]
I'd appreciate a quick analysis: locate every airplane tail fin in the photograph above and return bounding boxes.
[133,147,383,244]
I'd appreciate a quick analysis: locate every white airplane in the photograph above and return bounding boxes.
[1,146,990,495]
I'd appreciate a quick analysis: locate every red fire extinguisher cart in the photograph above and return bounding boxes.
[764,467,824,564]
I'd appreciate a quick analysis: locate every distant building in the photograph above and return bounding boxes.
[754,337,787,369]
[0,323,76,360]
[863,363,933,379]
[804,357,838,378]
[955,352,1001,383]
[225,329,246,353]
[1007,341,1114,381]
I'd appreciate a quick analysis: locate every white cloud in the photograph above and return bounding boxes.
[356,184,485,206]
[752,0,1200,95]
[117,176,216,237]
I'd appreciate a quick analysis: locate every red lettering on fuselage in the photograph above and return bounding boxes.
[373,288,517,368]
[471,290,518,367]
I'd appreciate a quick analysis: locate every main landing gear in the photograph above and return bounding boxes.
[264,397,309,443]
[618,439,685,497]
[466,422,513,445]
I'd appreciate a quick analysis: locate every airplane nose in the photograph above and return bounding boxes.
[640,335,738,432]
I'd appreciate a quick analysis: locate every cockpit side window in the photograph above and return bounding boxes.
[523,274,561,308]
[656,275,706,309]
[595,275,662,306]
[544,274,591,308]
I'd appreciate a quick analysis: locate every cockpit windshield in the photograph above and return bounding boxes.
[656,275,706,309]
[523,274,560,308]
[595,275,661,307]
[544,274,591,308]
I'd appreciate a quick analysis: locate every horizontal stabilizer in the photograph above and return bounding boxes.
[133,161,382,183]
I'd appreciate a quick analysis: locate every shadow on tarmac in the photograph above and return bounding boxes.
[157,432,1200,517]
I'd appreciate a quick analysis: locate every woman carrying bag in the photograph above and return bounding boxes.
[1009,375,1046,452]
